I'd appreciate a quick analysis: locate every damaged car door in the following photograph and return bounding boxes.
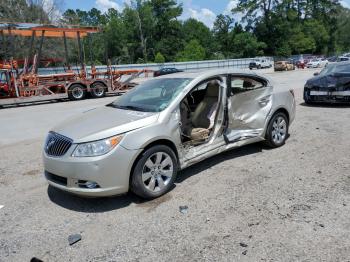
[225,74,273,143]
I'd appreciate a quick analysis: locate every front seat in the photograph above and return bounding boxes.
[190,81,220,140]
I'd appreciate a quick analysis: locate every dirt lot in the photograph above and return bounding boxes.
[0,69,349,262]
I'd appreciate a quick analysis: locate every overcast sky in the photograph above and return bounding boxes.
[64,0,350,28]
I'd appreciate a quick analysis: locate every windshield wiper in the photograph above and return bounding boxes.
[106,103,149,112]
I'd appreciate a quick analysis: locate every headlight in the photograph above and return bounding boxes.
[72,135,123,157]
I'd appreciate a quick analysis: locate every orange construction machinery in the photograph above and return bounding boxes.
[0,23,152,106]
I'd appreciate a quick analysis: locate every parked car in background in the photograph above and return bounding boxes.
[43,69,296,199]
[249,58,272,70]
[154,68,183,77]
[306,58,328,68]
[327,56,338,63]
[338,56,350,62]
[274,60,295,71]
[304,61,350,104]
[295,59,306,69]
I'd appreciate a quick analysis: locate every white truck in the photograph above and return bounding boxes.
[249,58,272,70]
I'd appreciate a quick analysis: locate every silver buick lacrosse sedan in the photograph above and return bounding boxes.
[43,69,296,199]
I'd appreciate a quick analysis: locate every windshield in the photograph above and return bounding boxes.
[319,64,337,76]
[109,78,192,112]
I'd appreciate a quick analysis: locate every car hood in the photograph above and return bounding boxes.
[52,106,159,143]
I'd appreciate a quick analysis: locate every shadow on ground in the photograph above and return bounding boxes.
[48,143,263,213]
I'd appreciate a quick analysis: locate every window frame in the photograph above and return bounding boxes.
[228,74,268,96]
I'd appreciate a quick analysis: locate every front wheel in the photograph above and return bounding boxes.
[265,112,289,148]
[131,145,178,199]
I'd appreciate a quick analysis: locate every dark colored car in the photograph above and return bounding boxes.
[153,68,183,77]
[304,62,350,104]
[327,56,338,63]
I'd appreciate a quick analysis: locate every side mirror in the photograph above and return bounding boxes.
[313,72,319,76]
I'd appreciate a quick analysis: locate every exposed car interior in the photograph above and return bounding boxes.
[230,77,265,94]
[180,78,222,145]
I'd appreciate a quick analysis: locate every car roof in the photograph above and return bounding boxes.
[156,68,272,84]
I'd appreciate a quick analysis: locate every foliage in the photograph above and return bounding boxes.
[175,40,206,62]
[154,52,165,63]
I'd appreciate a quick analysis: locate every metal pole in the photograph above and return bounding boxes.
[88,33,93,65]
[0,30,4,60]
[77,31,84,66]
[63,31,69,68]
[28,30,35,61]
[36,30,45,73]
[9,31,16,59]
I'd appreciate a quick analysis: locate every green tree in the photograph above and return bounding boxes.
[182,18,213,58]
[176,40,205,62]
[212,15,234,57]
[336,6,350,53]
[231,32,266,58]
[150,0,184,61]
[154,52,165,63]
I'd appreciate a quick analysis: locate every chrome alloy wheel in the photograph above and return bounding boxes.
[72,86,84,99]
[272,116,287,144]
[92,85,105,96]
[142,152,174,192]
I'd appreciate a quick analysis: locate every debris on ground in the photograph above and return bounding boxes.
[240,242,248,248]
[68,234,82,246]
[242,250,248,255]
[179,206,188,214]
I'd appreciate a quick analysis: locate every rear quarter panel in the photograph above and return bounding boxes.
[263,89,296,136]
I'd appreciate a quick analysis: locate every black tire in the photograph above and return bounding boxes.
[304,90,312,104]
[257,65,261,69]
[90,82,106,98]
[68,84,86,101]
[265,112,289,148]
[131,145,178,199]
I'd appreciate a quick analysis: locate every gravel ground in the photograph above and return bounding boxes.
[0,69,349,262]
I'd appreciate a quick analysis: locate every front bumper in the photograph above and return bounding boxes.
[274,67,286,71]
[43,144,142,197]
[304,89,350,103]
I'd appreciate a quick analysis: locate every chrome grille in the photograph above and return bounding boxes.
[45,132,73,157]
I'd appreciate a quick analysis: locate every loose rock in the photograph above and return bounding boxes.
[68,234,82,246]
[179,206,188,214]
[240,242,248,248]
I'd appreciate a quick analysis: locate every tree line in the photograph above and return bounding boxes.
[1,0,350,65]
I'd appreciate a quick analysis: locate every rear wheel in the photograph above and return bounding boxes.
[131,145,178,199]
[68,84,86,101]
[90,82,106,98]
[265,112,289,148]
